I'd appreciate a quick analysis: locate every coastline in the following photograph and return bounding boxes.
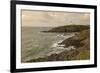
[22,25,90,63]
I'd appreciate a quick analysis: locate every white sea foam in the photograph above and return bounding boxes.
[51,33,76,53]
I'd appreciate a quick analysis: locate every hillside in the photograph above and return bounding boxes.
[59,29,90,48]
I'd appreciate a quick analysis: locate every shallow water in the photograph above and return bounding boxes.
[21,27,74,62]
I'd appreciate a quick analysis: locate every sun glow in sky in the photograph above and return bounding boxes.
[22,10,90,27]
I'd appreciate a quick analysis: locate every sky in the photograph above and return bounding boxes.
[21,10,90,27]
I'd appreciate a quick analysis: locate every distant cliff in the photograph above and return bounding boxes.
[43,25,89,33]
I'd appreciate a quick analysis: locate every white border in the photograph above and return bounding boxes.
[16,4,94,69]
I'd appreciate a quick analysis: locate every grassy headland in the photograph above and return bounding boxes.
[43,25,89,33]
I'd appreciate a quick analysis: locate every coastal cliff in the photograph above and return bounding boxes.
[25,25,90,62]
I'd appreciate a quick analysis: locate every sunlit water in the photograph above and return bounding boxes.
[21,27,74,62]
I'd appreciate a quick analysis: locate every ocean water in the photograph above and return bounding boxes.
[21,27,74,62]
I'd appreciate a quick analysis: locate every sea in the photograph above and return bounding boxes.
[21,27,74,62]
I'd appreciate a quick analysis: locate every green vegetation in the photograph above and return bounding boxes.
[75,50,90,60]
[24,25,90,63]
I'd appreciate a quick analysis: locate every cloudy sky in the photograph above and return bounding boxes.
[21,10,90,27]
